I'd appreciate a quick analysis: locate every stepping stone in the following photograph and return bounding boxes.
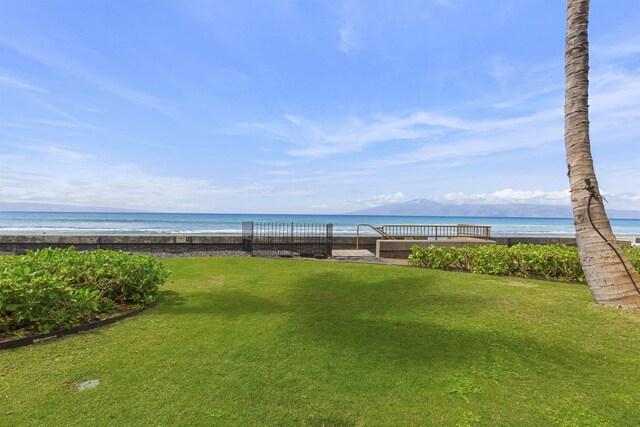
[77,379,100,391]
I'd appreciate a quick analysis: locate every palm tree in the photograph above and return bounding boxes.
[565,0,640,309]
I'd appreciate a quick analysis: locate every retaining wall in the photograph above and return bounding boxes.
[0,234,633,255]
[0,234,380,254]
[492,236,577,246]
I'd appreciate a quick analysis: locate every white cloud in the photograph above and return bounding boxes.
[613,193,640,205]
[416,188,640,211]
[0,158,313,212]
[349,192,406,208]
[435,189,571,206]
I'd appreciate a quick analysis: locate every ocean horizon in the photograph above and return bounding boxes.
[2,211,640,237]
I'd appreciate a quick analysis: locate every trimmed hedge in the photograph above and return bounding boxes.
[0,247,169,336]
[408,243,640,283]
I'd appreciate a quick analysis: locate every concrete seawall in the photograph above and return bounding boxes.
[0,234,381,254]
[0,234,588,255]
[492,236,577,246]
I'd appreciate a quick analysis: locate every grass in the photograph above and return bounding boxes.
[2,257,640,426]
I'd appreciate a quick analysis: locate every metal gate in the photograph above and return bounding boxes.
[242,222,333,258]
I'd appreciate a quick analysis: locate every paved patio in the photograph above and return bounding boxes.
[331,249,389,264]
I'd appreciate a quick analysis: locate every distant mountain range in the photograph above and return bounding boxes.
[0,201,140,213]
[349,198,640,219]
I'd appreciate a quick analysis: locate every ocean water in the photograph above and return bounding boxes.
[2,211,640,237]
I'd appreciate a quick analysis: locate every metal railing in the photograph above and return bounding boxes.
[356,223,491,249]
[242,222,333,258]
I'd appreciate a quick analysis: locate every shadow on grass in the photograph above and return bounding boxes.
[284,271,599,371]
[159,268,599,371]
[160,289,288,318]
[158,290,187,309]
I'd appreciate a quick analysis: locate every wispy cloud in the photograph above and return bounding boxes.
[0,72,46,92]
[232,55,640,173]
[0,117,97,131]
[32,119,92,129]
[264,170,291,176]
[0,36,173,113]
[44,145,90,161]
[93,81,174,113]
[592,34,640,61]
[489,83,563,109]
[279,112,453,158]
[256,107,561,161]
[0,137,93,162]
[0,122,33,130]
[379,112,562,167]
[336,0,362,55]
[338,27,357,54]
[28,99,99,130]
[590,66,640,113]
[486,55,514,83]
[258,168,369,186]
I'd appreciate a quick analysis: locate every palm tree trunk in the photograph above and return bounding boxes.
[565,0,640,309]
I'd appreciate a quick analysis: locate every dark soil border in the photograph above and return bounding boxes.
[0,300,158,351]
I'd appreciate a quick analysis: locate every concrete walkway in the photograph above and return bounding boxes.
[382,258,410,266]
[331,249,389,264]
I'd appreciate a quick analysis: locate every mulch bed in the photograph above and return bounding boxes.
[0,301,157,350]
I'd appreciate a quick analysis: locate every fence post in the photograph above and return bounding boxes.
[242,221,254,254]
[326,224,333,257]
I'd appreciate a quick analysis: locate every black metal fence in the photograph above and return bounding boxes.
[242,222,333,258]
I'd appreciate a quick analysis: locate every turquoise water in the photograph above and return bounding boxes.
[2,212,640,237]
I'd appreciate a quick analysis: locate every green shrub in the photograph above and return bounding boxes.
[0,247,169,335]
[621,245,640,267]
[408,243,640,283]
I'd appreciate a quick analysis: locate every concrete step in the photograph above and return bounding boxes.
[332,249,376,258]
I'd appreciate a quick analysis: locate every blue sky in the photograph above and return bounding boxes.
[1,0,640,213]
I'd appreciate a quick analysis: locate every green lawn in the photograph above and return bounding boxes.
[2,258,640,426]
